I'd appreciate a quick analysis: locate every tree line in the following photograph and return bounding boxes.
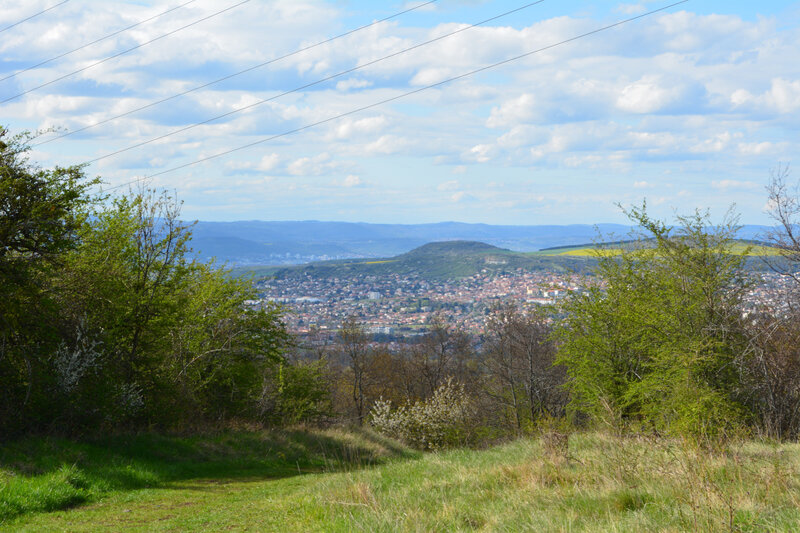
[0,129,290,435]
[3,127,800,447]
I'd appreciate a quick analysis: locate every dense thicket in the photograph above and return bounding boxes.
[0,130,291,436]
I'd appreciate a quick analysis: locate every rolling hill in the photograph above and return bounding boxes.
[260,238,787,281]
[271,240,596,280]
[188,220,776,266]
[189,221,635,265]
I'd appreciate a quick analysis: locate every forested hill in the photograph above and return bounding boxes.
[271,240,596,280]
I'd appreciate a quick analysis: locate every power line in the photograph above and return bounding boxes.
[117,1,691,189]
[0,0,250,104]
[102,0,689,193]
[0,0,198,84]
[0,0,69,34]
[32,0,438,148]
[84,1,547,165]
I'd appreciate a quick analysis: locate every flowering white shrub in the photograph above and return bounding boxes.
[52,322,103,393]
[114,382,145,417]
[369,379,473,450]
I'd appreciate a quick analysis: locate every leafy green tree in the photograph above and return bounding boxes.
[555,205,750,437]
[0,128,98,432]
[260,357,333,426]
[0,127,305,434]
[57,188,290,427]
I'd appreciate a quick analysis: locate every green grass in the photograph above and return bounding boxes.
[4,431,800,531]
[0,427,414,529]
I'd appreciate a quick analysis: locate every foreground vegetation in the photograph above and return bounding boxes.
[1,129,293,436]
[0,427,414,527]
[3,429,799,531]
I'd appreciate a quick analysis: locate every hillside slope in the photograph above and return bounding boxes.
[272,240,596,280]
[8,432,800,532]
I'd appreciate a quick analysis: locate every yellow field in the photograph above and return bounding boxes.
[543,242,783,257]
[558,248,623,256]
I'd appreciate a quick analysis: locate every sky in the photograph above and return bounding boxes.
[1,0,799,224]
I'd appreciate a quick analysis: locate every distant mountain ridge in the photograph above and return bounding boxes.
[188,220,775,266]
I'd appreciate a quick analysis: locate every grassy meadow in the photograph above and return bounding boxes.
[3,429,800,532]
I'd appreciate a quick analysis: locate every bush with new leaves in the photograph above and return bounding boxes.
[369,379,474,450]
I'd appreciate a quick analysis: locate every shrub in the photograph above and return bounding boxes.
[555,205,750,439]
[369,379,474,450]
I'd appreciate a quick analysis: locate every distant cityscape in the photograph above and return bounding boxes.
[249,268,795,339]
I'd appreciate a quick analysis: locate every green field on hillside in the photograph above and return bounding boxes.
[4,430,800,532]
[535,239,783,257]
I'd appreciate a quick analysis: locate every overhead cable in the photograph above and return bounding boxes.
[84,0,547,165]
[0,0,198,84]
[101,0,689,192]
[32,0,438,147]
[0,0,69,34]
[0,0,250,104]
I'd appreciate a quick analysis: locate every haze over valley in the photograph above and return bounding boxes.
[193,219,775,265]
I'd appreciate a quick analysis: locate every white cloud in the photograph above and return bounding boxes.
[616,76,675,114]
[616,4,647,15]
[469,144,494,163]
[450,191,475,203]
[342,174,363,187]
[364,135,408,155]
[335,78,373,91]
[437,180,460,191]
[738,142,776,155]
[486,94,536,128]
[690,132,735,154]
[764,78,800,113]
[258,153,281,171]
[730,89,753,107]
[409,67,455,86]
[728,78,800,114]
[711,180,759,190]
[329,115,387,140]
[288,153,336,176]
